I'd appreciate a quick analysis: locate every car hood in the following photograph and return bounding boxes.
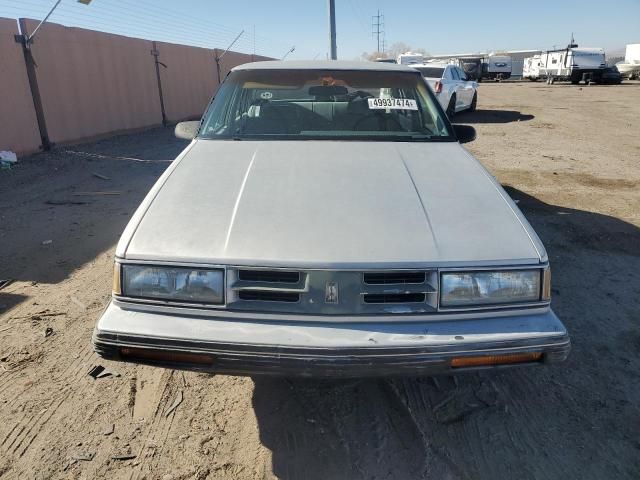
[119,140,545,268]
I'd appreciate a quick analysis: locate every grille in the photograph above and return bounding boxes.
[363,271,426,285]
[363,293,426,304]
[238,290,299,303]
[230,268,306,306]
[228,268,437,314]
[238,269,300,283]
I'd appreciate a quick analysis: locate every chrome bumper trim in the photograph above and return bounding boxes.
[92,302,570,377]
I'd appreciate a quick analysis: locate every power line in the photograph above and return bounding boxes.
[372,9,384,53]
[3,1,251,50]
[6,0,237,42]
[346,0,370,35]
[0,0,289,57]
[107,0,284,50]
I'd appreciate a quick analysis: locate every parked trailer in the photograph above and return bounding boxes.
[397,52,424,65]
[540,46,606,84]
[458,57,483,81]
[523,55,543,81]
[616,44,640,80]
[482,54,512,80]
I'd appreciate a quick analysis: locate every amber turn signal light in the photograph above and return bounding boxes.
[542,267,552,301]
[451,352,542,368]
[120,347,214,365]
[112,262,122,295]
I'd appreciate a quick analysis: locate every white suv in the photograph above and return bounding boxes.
[413,63,478,118]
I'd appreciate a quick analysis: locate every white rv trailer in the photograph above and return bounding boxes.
[522,55,543,81]
[540,46,606,83]
[616,44,640,79]
[482,54,512,80]
[625,43,640,63]
[397,52,425,65]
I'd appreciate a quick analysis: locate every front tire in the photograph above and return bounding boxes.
[446,95,456,119]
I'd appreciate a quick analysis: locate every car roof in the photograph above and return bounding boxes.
[232,60,421,73]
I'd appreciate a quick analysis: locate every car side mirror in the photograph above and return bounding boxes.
[175,121,200,140]
[453,124,476,144]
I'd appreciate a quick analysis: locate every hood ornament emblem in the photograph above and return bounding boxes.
[325,282,339,304]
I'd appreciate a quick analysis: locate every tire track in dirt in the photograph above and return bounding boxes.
[250,378,433,479]
[1,389,66,458]
[15,393,68,458]
[0,309,93,402]
[0,337,95,446]
[383,377,473,480]
[383,379,435,479]
[471,371,626,480]
[0,340,92,410]
[0,337,102,468]
[0,276,111,476]
[31,350,106,474]
[0,350,43,392]
[129,369,178,480]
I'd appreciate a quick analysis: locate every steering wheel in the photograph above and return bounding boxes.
[347,90,375,101]
[352,111,405,131]
[238,99,290,134]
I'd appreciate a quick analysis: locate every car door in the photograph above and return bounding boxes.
[449,67,465,111]
[437,66,453,111]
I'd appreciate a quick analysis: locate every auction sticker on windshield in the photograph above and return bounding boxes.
[368,98,418,110]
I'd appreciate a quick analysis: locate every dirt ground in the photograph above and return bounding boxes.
[1,81,639,480]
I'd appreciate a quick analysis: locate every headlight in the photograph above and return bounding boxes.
[440,270,541,307]
[120,264,224,304]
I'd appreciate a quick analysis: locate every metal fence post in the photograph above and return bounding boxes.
[151,41,167,126]
[214,48,222,85]
[16,18,51,151]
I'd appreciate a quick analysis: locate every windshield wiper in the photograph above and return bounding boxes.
[408,134,455,142]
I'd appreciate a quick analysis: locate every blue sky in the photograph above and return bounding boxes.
[1,0,638,59]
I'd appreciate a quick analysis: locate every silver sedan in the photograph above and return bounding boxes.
[93,61,569,377]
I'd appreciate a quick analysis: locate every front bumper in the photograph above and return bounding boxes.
[92,301,570,377]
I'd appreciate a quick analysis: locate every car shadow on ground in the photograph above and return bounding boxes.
[251,186,640,480]
[454,109,534,124]
[0,127,188,314]
[503,185,639,256]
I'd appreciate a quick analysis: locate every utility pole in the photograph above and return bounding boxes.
[372,10,384,53]
[14,0,93,151]
[151,41,167,126]
[328,0,337,60]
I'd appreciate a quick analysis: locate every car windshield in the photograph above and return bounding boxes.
[198,68,453,141]
[414,67,445,78]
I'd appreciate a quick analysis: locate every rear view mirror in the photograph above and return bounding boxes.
[453,124,476,144]
[175,121,200,140]
[308,85,348,97]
